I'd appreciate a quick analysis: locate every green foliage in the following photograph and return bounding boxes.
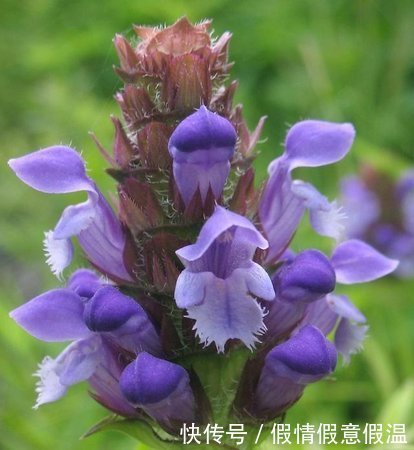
[1,0,414,449]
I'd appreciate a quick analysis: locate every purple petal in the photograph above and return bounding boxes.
[33,335,102,408]
[53,198,97,239]
[83,286,143,332]
[84,286,161,355]
[172,160,230,205]
[265,325,337,384]
[8,146,93,194]
[76,194,133,282]
[264,298,308,342]
[334,318,368,364]
[120,352,188,405]
[284,120,355,170]
[331,239,399,284]
[120,353,195,426]
[340,176,380,238]
[169,106,236,161]
[302,297,338,336]
[274,250,336,303]
[175,270,216,308]
[326,294,366,323]
[259,160,305,262]
[177,206,268,264]
[302,297,339,335]
[244,262,275,301]
[10,289,90,342]
[57,335,103,385]
[67,269,102,298]
[169,106,236,206]
[184,269,267,352]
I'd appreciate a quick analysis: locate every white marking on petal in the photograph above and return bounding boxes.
[310,200,348,241]
[43,230,73,280]
[33,356,67,409]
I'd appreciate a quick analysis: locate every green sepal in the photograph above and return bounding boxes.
[180,347,251,425]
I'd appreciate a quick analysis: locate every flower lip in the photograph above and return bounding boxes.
[176,205,268,264]
[120,352,187,405]
[168,106,237,157]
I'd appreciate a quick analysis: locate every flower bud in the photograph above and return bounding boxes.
[264,250,336,341]
[274,250,336,303]
[251,325,336,419]
[168,106,237,206]
[120,352,195,430]
[83,287,161,355]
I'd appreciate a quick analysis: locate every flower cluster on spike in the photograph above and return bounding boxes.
[341,165,414,278]
[8,18,399,444]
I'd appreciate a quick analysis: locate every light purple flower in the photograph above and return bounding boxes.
[259,120,355,262]
[252,325,336,418]
[9,271,160,409]
[120,352,195,429]
[8,146,132,282]
[168,106,237,206]
[304,239,398,363]
[340,176,380,238]
[174,206,275,352]
[341,170,414,278]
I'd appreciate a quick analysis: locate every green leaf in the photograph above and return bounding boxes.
[82,416,239,450]
[182,349,250,425]
[377,379,414,426]
[82,416,175,450]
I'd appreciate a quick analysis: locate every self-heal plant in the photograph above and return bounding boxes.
[341,165,414,278]
[8,18,398,449]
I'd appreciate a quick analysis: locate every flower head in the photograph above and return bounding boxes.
[168,106,237,206]
[10,270,160,410]
[174,206,274,352]
[9,146,132,282]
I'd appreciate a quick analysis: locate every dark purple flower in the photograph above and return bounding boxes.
[9,271,160,408]
[264,250,336,340]
[120,352,195,428]
[168,106,237,205]
[303,239,398,363]
[252,325,336,418]
[174,206,275,351]
[259,120,355,262]
[8,146,132,282]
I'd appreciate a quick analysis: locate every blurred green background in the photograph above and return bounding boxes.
[1,0,414,449]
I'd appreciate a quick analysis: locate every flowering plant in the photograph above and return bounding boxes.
[341,165,414,278]
[8,18,398,449]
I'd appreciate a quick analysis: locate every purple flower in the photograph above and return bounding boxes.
[341,169,414,278]
[168,106,237,206]
[251,325,336,418]
[264,249,336,341]
[259,120,355,262]
[174,206,275,352]
[340,176,380,237]
[120,352,195,429]
[304,239,398,363]
[9,270,160,409]
[8,146,133,282]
